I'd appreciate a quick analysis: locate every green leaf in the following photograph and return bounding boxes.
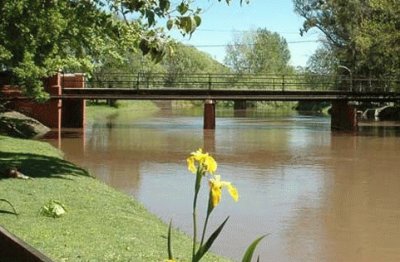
[159,0,170,11]
[146,10,155,26]
[167,220,174,260]
[40,200,66,218]
[183,16,193,33]
[139,39,150,55]
[177,2,189,15]
[0,199,18,216]
[193,216,229,262]
[241,234,268,262]
[193,15,201,27]
[167,19,174,30]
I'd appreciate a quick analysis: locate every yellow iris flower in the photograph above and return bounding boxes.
[187,156,197,174]
[186,148,217,174]
[209,175,239,208]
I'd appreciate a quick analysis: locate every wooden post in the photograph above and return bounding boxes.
[331,101,357,131]
[203,99,216,129]
[0,226,53,262]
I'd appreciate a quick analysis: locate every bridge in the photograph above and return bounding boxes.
[60,72,400,101]
[2,72,400,131]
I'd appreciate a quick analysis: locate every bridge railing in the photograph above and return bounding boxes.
[64,73,400,92]
[352,77,400,92]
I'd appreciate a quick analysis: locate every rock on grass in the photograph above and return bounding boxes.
[0,111,50,139]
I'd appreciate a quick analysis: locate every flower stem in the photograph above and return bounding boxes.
[200,212,210,247]
[192,168,203,260]
[192,193,198,260]
[200,193,214,247]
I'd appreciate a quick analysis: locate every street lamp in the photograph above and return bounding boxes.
[338,65,353,92]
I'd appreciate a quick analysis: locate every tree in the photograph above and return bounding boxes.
[294,0,400,80]
[87,41,230,109]
[224,28,293,74]
[306,44,337,75]
[161,42,230,87]
[303,44,339,92]
[354,0,400,78]
[90,42,229,88]
[0,0,246,99]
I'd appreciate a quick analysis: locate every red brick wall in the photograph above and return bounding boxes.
[0,73,85,129]
[0,74,62,128]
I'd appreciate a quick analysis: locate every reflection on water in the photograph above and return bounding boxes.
[44,107,400,261]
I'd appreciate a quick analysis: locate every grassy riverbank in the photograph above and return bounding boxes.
[0,135,229,261]
[86,100,160,120]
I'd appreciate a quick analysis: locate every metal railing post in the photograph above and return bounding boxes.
[369,77,372,92]
[335,76,338,91]
[136,72,140,90]
[208,74,212,91]
[61,71,64,89]
[282,75,285,91]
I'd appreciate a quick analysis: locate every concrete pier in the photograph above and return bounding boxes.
[331,101,357,131]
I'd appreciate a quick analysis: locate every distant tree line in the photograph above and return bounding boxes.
[295,0,400,82]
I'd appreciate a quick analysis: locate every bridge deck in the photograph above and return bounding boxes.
[2,72,399,102]
[59,88,400,102]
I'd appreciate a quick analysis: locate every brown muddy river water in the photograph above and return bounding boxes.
[45,105,400,261]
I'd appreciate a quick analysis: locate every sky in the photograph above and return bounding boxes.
[170,0,322,68]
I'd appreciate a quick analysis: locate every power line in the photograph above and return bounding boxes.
[193,29,320,36]
[183,40,321,48]
[195,28,302,34]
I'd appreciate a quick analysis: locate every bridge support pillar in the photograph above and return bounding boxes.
[204,99,216,129]
[203,130,216,152]
[61,74,85,128]
[23,73,63,129]
[331,101,357,131]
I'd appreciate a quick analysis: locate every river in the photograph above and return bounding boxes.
[45,104,400,261]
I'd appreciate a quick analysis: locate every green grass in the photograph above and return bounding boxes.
[86,100,159,121]
[0,135,229,261]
